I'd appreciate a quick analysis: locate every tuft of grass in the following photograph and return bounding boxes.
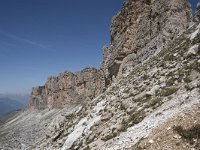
[184,84,193,91]
[127,110,146,126]
[185,60,200,72]
[101,132,118,142]
[164,54,175,61]
[158,87,179,97]
[119,119,129,132]
[141,74,149,80]
[144,97,163,109]
[84,146,91,150]
[166,77,176,86]
[183,76,192,83]
[86,135,96,144]
[118,109,146,132]
[192,32,200,45]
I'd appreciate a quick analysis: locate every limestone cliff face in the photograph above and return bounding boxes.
[29,86,47,110]
[101,0,192,83]
[29,0,192,110]
[29,68,105,109]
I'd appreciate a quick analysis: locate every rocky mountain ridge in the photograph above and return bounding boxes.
[1,0,200,150]
[29,0,193,110]
[1,20,200,150]
[30,68,105,109]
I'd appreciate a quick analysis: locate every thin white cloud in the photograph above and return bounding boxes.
[0,30,47,49]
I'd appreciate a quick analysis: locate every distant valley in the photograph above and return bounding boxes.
[0,94,29,116]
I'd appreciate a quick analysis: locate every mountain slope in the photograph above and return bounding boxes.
[58,23,200,150]
[29,0,192,110]
[0,0,200,150]
[0,22,199,150]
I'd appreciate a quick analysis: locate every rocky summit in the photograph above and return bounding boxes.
[1,0,200,150]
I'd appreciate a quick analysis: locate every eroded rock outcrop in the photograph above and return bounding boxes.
[29,68,105,109]
[29,0,193,110]
[101,0,192,83]
[29,86,46,110]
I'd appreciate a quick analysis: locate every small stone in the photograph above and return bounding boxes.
[149,139,154,144]
[167,127,171,130]
[173,135,181,139]
[173,53,178,57]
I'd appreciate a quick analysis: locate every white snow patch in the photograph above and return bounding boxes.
[103,89,200,150]
[61,100,106,150]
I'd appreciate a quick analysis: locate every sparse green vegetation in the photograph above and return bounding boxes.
[158,87,179,97]
[183,76,192,83]
[65,114,75,120]
[185,60,200,73]
[111,86,119,92]
[86,135,96,144]
[184,84,192,91]
[84,146,91,150]
[166,77,176,86]
[119,119,129,132]
[119,109,146,133]
[177,69,185,80]
[127,109,146,126]
[164,54,175,61]
[144,97,163,109]
[101,132,118,142]
[142,74,148,80]
[192,32,200,45]
[173,124,200,148]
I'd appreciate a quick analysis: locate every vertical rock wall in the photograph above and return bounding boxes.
[29,0,193,110]
[101,0,192,83]
[29,68,105,109]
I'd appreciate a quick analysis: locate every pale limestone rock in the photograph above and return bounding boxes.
[29,68,105,109]
[101,0,192,82]
[30,0,192,110]
[187,44,199,57]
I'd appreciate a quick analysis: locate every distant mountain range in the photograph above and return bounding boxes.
[0,94,29,116]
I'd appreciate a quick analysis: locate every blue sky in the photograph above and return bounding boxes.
[0,0,198,94]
